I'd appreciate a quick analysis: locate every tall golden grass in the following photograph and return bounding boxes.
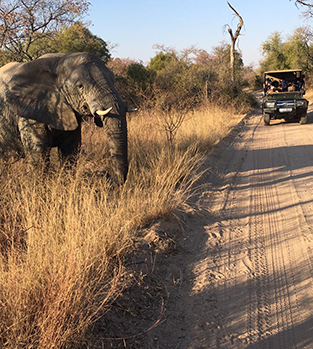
[305,89,313,102]
[0,103,244,348]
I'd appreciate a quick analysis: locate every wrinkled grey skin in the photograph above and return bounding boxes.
[0,52,128,183]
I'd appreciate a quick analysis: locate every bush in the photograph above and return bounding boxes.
[210,84,257,113]
[254,74,263,90]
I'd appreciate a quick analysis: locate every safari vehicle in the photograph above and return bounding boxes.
[262,69,308,125]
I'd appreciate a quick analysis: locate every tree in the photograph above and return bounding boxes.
[284,27,313,71]
[149,51,177,72]
[7,22,111,64]
[126,63,154,91]
[260,31,287,71]
[210,42,243,85]
[106,58,155,107]
[260,27,313,76]
[0,0,90,62]
[226,2,244,84]
[51,22,111,62]
[149,47,201,94]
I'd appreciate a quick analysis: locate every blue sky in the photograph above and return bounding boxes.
[88,0,312,68]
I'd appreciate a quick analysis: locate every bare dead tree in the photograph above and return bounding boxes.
[226,2,243,84]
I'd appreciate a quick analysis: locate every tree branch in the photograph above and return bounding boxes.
[295,0,313,6]
[227,2,244,42]
[0,0,90,61]
[294,0,313,17]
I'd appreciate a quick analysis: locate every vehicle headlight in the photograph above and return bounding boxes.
[265,101,275,108]
[296,100,306,107]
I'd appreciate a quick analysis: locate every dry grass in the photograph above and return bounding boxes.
[305,89,313,102]
[0,103,244,348]
[176,103,244,151]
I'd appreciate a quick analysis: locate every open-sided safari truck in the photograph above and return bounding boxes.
[262,69,308,125]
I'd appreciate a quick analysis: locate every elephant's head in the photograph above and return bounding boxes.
[7,52,128,183]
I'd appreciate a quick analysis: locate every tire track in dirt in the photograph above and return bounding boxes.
[189,113,262,348]
[250,129,295,349]
[201,111,313,348]
[145,107,313,348]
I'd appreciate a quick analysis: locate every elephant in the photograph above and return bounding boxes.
[0,52,128,183]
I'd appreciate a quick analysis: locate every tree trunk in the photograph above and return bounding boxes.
[227,2,244,84]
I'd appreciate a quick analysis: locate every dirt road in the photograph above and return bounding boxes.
[144,105,313,348]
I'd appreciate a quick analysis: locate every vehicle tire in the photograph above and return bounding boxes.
[264,113,270,126]
[300,114,307,124]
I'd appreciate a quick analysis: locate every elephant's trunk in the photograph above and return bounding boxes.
[87,79,128,183]
[103,113,128,184]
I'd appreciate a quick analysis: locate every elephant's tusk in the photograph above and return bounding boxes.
[96,107,113,117]
[127,108,138,112]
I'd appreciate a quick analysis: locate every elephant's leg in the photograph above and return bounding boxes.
[18,117,51,168]
[0,116,24,159]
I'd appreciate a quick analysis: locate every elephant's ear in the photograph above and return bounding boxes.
[7,60,78,131]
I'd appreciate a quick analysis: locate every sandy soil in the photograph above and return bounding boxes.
[99,101,313,348]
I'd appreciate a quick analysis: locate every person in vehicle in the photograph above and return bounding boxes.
[267,80,279,92]
[278,79,288,92]
[297,75,305,92]
[263,78,272,93]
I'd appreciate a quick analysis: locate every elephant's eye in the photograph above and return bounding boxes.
[77,82,83,89]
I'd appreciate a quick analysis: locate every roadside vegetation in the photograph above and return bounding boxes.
[0,103,245,348]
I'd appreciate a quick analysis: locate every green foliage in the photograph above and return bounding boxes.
[148,45,241,105]
[254,74,263,90]
[26,33,57,60]
[107,59,155,107]
[284,27,313,71]
[127,63,155,91]
[0,50,17,66]
[25,22,111,62]
[152,56,190,92]
[260,31,288,71]
[260,27,313,74]
[149,52,177,71]
[259,27,313,87]
[51,22,111,62]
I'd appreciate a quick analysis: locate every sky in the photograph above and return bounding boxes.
[88,0,313,68]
